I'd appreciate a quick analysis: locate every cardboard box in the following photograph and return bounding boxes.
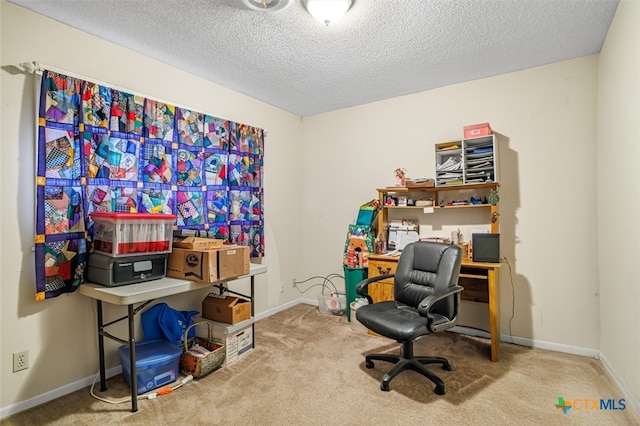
[463,122,492,139]
[167,245,250,283]
[167,248,218,283]
[173,236,223,250]
[406,179,435,188]
[194,316,254,366]
[218,321,253,366]
[202,294,251,324]
[217,246,250,280]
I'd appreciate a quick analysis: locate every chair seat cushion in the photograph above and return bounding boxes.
[355,301,449,341]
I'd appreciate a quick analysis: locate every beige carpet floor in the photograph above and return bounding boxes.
[2,303,637,425]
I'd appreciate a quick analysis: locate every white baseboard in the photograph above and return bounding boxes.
[450,325,492,339]
[0,365,122,420]
[253,298,316,321]
[450,325,638,418]
[450,326,601,358]
[599,353,640,421]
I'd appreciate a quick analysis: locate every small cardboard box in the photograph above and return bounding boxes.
[167,248,218,283]
[217,246,250,280]
[406,179,435,188]
[202,295,251,324]
[173,236,223,250]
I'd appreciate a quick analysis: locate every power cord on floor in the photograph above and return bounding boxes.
[293,273,343,295]
[89,373,194,404]
[502,256,516,344]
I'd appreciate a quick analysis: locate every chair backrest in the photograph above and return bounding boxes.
[394,242,462,317]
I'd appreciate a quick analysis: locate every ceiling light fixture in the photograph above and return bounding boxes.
[305,0,353,25]
[241,0,291,12]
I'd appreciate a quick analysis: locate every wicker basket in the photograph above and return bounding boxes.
[180,321,225,379]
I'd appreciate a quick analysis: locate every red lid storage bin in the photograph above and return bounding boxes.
[90,212,177,257]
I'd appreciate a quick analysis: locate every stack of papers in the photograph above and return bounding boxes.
[437,157,462,172]
[437,157,463,185]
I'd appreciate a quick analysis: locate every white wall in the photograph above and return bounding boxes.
[0,0,303,412]
[301,56,600,348]
[597,0,640,410]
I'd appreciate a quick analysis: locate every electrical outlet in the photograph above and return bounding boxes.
[13,351,29,372]
[280,281,285,293]
[291,278,296,288]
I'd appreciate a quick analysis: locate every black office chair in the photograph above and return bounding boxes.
[355,241,463,395]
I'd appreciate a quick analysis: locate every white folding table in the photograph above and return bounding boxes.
[79,263,267,412]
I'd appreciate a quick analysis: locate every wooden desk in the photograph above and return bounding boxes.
[367,254,501,362]
[458,260,502,362]
[79,263,267,412]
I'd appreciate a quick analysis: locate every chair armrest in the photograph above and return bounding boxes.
[355,274,394,304]
[418,285,464,333]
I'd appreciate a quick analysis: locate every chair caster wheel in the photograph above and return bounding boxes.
[434,385,445,395]
[442,363,452,371]
[365,360,374,369]
[381,382,390,392]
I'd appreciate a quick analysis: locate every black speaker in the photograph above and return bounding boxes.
[472,233,500,263]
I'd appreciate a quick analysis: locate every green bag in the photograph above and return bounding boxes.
[343,224,374,268]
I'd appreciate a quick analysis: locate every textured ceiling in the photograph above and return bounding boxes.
[9,0,619,117]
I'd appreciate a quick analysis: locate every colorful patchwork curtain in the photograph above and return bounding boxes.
[35,70,264,300]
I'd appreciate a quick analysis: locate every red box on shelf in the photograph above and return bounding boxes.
[463,123,492,139]
[90,212,177,257]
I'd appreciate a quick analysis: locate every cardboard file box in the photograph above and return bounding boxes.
[194,316,254,367]
[202,294,251,324]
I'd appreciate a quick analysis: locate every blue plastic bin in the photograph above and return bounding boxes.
[118,339,182,395]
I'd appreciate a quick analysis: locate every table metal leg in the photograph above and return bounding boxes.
[128,304,138,412]
[97,300,107,392]
[250,276,255,348]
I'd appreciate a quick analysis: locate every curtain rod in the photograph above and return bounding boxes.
[17,61,248,129]
[18,61,144,97]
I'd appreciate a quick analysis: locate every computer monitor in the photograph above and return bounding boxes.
[472,233,500,263]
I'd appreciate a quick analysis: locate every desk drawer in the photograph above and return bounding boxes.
[368,259,397,278]
[367,259,397,303]
[459,266,489,303]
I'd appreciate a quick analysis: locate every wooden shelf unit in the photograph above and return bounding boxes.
[377,182,500,244]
